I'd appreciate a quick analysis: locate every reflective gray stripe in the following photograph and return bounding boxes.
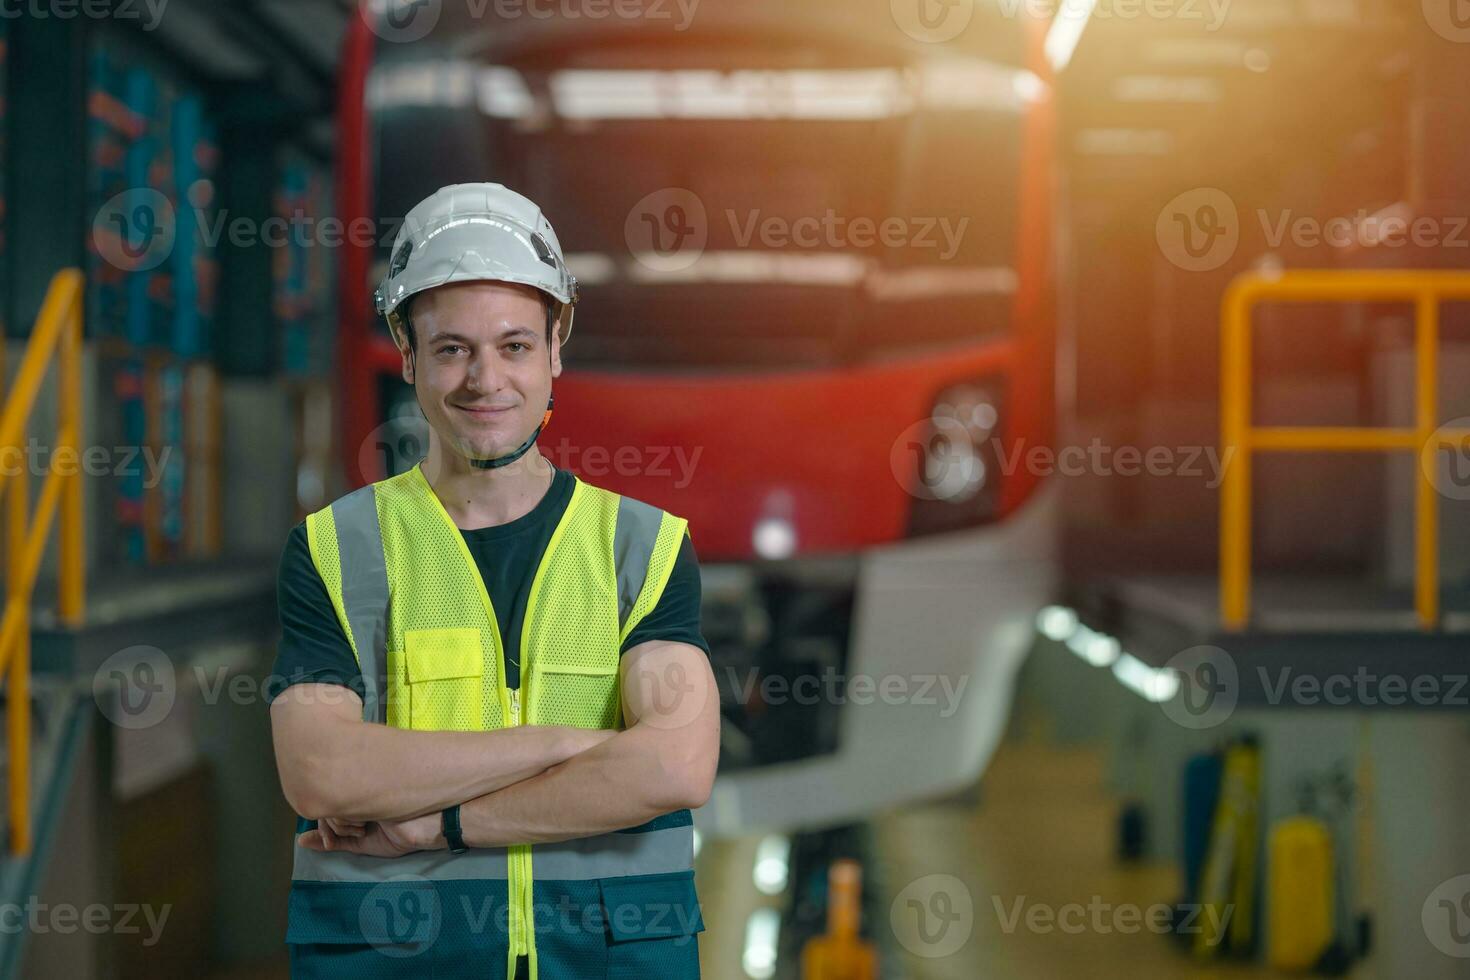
[290,826,692,883]
[614,495,663,631]
[293,844,508,882]
[534,825,694,881]
[333,486,389,724]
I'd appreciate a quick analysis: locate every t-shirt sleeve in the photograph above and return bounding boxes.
[621,531,711,657]
[268,521,365,703]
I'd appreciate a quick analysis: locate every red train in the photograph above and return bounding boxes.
[337,3,1057,834]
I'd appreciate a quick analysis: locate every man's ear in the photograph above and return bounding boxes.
[392,320,415,385]
[550,323,563,379]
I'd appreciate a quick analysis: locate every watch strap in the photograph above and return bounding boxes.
[442,804,468,854]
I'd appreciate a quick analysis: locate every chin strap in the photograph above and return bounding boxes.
[467,393,554,470]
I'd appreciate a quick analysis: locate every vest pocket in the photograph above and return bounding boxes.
[531,665,620,729]
[598,870,704,980]
[402,627,485,731]
[286,880,443,978]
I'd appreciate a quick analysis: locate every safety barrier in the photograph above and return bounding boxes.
[1220,269,1470,632]
[0,269,86,853]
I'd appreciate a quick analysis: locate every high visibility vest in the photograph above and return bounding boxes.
[285,463,705,980]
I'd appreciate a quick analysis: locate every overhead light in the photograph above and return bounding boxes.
[1065,625,1120,667]
[1036,605,1079,642]
[1044,0,1099,72]
[548,63,1035,121]
[753,517,796,560]
[1144,39,1249,67]
[1012,70,1047,104]
[367,61,475,109]
[563,253,617,286]
[1112,75,1222,103]
[1112,653,1181,703]
[1075,128,1173,156]
[753,835,791,895]
[628,252,867,287]
[477,66,533,118]
[743,909,780,979]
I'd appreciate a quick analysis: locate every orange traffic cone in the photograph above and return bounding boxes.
[801,859,877,980]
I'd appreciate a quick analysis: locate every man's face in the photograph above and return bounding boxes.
[398,281,562,464]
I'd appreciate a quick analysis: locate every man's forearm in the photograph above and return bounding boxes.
[272,691,613,823]
[458,723,708,847]
[315,724,597,823]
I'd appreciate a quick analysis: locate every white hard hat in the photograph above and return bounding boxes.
[375,182,579,344]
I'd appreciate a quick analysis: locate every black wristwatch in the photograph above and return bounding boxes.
[442,804,468,854]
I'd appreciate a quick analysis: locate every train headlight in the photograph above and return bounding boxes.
[902,378,1006,535]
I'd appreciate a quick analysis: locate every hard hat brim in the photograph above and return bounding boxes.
[378,215,578,317]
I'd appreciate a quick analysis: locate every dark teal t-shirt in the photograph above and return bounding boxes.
[269,466,708,700]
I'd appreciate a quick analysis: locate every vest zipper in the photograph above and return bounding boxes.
[509,686,530,961]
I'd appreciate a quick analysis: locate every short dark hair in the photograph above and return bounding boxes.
[396,291,557,353]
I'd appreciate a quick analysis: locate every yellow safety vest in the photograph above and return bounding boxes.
[286,463,704,980]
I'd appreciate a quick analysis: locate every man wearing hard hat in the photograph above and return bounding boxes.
[269,183,718,979]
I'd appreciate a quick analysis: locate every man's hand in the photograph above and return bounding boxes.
[297,812,443,858]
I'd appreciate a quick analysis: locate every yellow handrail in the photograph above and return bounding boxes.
[1220,269,1470,632]
[0,269,86,854]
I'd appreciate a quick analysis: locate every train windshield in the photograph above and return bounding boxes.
[370,42,1025,370]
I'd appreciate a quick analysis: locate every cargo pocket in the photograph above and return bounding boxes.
[599,870,704,980]
[403,627,484,731]
[532,658,620,729]
[286,880,443,979]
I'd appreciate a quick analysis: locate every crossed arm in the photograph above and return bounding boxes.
[269,639,719,856]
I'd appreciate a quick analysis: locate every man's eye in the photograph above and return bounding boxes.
[506,343,528,353]
[438,345,465,355]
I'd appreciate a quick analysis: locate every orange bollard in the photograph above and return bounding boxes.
[801,859,877,980]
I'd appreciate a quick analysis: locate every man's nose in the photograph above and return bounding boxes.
[463,350,502,393]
